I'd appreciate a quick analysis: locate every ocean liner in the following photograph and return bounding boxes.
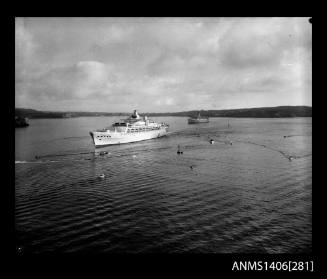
[90,110,169,147]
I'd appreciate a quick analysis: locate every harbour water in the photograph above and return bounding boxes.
[15,117,312,253]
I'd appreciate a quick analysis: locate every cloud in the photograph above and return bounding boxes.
[15,18,38,80]
[218,18,311,69]
[15,17,312,112]
[16,61,113,105]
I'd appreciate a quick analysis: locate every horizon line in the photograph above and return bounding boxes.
[15,105,312,114]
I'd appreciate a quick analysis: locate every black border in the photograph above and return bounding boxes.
[8,16,317,275]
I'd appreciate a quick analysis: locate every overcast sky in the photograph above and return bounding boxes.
[15,17,312,112]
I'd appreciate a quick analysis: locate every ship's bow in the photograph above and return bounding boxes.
[89,132,95,145]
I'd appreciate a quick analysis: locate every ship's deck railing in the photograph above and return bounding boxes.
[96,121,168,133]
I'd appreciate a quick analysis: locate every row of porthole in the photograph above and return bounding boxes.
[97,129,160,138]
[128,128,159,132]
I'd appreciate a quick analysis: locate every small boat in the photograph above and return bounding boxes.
[188,112,209,124]
[15,116,29,128]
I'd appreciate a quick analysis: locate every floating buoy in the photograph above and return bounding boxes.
[210,139,214,144]
[99,174,105,179]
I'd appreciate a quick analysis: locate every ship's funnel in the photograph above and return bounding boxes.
[132,110,140,118]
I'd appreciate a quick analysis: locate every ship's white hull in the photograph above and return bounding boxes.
[90,128,168,147]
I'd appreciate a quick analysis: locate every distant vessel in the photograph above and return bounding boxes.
[15,116,29,127]
[90,110,169,147]
[188,112,209,124]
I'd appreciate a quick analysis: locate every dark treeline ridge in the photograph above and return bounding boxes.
[15,106,311,119]
[148,106,312,118]
[15,108,129,119]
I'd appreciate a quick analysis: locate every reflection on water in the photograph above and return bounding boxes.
[15,117,312,253]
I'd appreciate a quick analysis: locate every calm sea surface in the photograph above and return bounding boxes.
[15,117,312,253]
